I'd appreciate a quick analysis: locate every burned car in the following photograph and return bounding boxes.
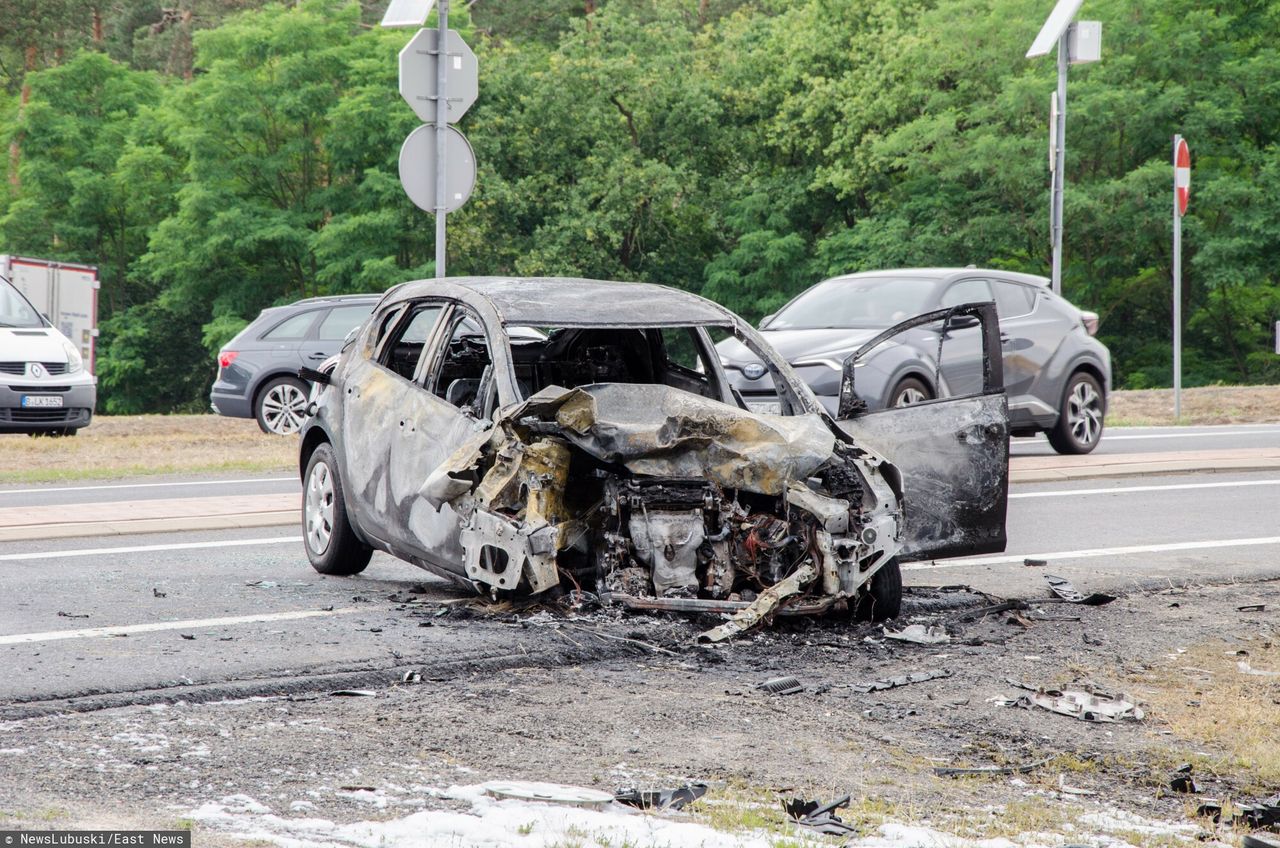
[297,278,1009,639]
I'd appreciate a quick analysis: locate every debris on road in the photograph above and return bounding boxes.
[850,668,953,693]
[883,624,950,645]
[401,670,422,684]
[152,588,167,598]
[783,794,857,837]
[757,676,804,696]
[933,758,1048,778]
[1024,558,1048,567]
[180,634,195,640]
[1045,574,1116,606]
[56,611,89,619]
[998,687,1144,722]
[329,689,377,697]
[1169,764,1199,794]
[480,780,614,808]
[1239,603,1267,612]
[614,782,707,811]
[1057,774,1096,796]
[1237,661,1280,677]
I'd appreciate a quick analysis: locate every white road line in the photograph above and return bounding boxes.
[0,608,360,646]
[905,536,1280,570]
[1010,479,1280,499]
[0,477,297,496]
[1096,430,1280,441]
[0,536,301,562]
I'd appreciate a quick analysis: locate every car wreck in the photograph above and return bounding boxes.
[298,278,1009,641]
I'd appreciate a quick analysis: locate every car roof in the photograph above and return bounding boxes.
[827,268,1051,287]
[284,294,380,308]
[386,277,737,327]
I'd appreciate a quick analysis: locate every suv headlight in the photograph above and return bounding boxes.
[61,339,83,375]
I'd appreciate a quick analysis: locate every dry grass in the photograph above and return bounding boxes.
[1131,637,1280,788]
[0,414,296,484]
[1109,385,1280,426]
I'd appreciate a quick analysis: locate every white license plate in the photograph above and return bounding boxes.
[21,395,63,408]
[747,401,781,415]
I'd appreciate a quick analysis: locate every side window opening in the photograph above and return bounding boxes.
[377,303,444,381]
[940,278,994,308]
[993,281,1036,318]
[317,304,374,341]
[261,310,319,341]
[430,310,494,413]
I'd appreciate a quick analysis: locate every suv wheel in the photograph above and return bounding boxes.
[256,376,309,435]
[853,557,902,622]
[1047,371,1104,455]
[303,443,373,576]
[889,377,932,408]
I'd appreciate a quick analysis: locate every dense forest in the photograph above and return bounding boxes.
[1,0,1277,412]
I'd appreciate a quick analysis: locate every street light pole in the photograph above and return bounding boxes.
[1050,29,1068,296]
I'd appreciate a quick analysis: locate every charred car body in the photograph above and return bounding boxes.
[298,278,1009,639]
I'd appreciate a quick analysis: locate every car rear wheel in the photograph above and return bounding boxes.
[256,376,309,435]
[889,377,933,408]
[303,443,372,576]
[1047,371,1104,455]
[853,557,902,622]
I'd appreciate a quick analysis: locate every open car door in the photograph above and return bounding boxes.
[834,302,1008,562]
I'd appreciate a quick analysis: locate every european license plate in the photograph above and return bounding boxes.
[21,395,63,408]
[747,401,782,415]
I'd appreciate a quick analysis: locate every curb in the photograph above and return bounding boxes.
[1011,457,1280,484]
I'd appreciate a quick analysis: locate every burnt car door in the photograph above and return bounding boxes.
[834,302,1008,561]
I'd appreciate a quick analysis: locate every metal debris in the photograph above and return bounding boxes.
[783,794,857,837]
[401,670,422,684]
[1024,558,1047,567]
[1244,835,1280,848]
[883,624,950,645]
[330,689,377,697]
[1239,603,1267,612]
[933,758,1049,778]
[481,780,615,808]
[614,782,708,811]
[757,676,804,696]
[850,668,953,694]
[998,687,1144,722]
[1169,763,1199,794]
[1045,574,1116,606]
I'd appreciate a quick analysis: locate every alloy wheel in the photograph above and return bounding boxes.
[894,386,927,407]
[305,459,336,556]
[1066,379,1103,447]
[261,383,308,434]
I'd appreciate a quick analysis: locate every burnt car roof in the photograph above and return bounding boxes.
[384,277,737,328]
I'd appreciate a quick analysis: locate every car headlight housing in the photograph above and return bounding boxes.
[61,339,83,375]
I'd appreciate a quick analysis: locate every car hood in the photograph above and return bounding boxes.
[0,328,68,362]
[717,327,883,366]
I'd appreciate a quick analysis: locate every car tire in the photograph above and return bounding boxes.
[853,557,902,622]
[1047,371,1104,455]
[255,376,310,435]
[303,442,373,576]
[888,377,933,408]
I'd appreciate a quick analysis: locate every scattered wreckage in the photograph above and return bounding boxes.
[298,277,1009,639]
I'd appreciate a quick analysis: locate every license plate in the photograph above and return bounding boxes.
[21,395,63,408]
[747,401,782,415]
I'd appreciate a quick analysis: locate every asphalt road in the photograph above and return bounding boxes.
[2,464,1278,712]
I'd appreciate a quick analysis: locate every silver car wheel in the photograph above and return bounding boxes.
[261,383,308,435]
[1067,379,1103,446]
[894,387,927,407]
[305,459,336,556]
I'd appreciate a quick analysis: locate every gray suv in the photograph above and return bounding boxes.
[717,268,1112,454]
[211,295,377,434]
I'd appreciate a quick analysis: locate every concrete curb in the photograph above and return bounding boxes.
[0,510,298,542]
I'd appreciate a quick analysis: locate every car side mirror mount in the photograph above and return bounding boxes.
[298,366,330,386]
[758,313,775,330]
[944,313,980,331]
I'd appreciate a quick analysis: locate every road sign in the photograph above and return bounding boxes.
[381,0,435,27]
[398,124,476,214]
[1175,137,1191,216]
[399,28,478,124]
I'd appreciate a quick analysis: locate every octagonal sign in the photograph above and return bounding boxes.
[399,28,478,124]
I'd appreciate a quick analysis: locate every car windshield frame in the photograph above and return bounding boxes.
[0,278,46,329]
[767,276,942,331]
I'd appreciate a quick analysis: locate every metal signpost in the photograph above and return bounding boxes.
[382,0,479,278]
[1172,135,1190,419]
[1027,1,1100,296]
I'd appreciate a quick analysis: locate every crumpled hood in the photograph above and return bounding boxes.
[0,328,67,363]
[520,383,835,494]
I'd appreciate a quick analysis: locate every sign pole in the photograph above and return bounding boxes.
[434,0,449,278]
[1049,28,1068,296]
[1172,134,1183,420]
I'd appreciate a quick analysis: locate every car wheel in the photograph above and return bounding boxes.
[853,557,902,622]
[1047,371,1104,455]
[256,376,310,435]
[303,443,373,576]
[889,377,933,408]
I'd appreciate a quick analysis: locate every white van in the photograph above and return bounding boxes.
[0,275,95,436]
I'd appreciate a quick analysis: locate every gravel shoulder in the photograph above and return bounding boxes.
[2,579,1277,845]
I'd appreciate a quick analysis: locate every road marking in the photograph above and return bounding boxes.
[0,477,297,496]
[1010,479,1280,499]
[905,536,1280,570]
[0,536,301,562]
[0,608,360,646]
[1097,430,1280,441]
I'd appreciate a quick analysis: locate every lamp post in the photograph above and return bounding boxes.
[1026,1,1100,296]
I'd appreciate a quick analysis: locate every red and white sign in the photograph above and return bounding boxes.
[1174,138,1191,216]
